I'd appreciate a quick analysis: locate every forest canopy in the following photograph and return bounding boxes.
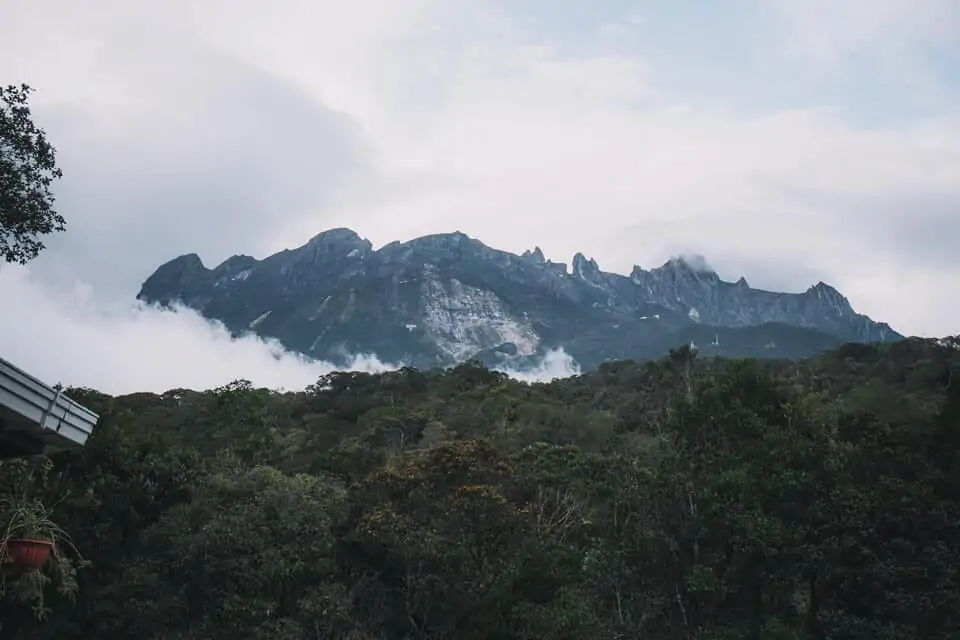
[0,337,958,639]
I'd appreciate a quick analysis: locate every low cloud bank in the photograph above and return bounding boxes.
[0,266,579,395]
[0,266,394,395]
[495,348,582,383]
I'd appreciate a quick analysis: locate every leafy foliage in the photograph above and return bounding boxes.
[1,338,958,638]
[0,83,65,264]
[0,458,86,623]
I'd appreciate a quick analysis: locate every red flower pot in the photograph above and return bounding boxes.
[5,539,53,570]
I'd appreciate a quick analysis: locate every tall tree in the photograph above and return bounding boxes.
[0,84,65,264]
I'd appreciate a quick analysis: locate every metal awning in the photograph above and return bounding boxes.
[0,356,99,459]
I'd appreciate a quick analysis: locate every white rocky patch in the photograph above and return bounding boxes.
[936,337,960,351]
[347,248,360,258]
[688,307,701,322]
[214,268,252,288]
[249,310,271,328]
[574,261,605,290]
[308,331,328,353]
[339,291,358,322]
[420,278,540,360]
[307,296,333,321]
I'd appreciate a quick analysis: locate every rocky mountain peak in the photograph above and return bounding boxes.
[144,253,209,288]
[137,228,902,370]
[629,257,721,295]
[809,280,841,295]
[377,232,491,268]
[806,281,853,315]
[522,246,546,264]
[294,228,373,265]
[656,255,719,280]
[399,231,476,252]
[571,253,602,281]
[167,252,206,271]
[136,252,217,309]
[213,254,258,275]
[306,227,366,246]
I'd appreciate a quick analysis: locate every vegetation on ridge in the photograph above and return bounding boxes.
[0,338,957,638]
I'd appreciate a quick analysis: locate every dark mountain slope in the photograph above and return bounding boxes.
[138,228,900,369]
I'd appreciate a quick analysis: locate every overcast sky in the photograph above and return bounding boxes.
[1,0,958,393]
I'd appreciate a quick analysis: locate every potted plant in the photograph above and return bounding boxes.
[1,500,73,571]
[0,459,86,621]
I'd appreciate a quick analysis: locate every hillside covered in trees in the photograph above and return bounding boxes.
[1,338,959,639]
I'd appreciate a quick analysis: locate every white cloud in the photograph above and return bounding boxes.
[0,266,397,395]
[1,0,959,394]
[763,0,960,108]
[496,348,582,384]
[766,0,957,63]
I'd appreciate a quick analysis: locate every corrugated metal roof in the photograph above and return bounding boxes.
[0,356,99,454]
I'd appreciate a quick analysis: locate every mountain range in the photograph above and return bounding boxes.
[137,228,901,371]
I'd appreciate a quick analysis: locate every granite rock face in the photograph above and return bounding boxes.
[137,229,900,370]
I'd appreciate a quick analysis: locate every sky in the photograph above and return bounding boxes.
[1,0,958,394]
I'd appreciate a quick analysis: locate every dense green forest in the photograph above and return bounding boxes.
[1,338,959,639]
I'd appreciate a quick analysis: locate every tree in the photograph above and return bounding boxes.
[0,84,65,264]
